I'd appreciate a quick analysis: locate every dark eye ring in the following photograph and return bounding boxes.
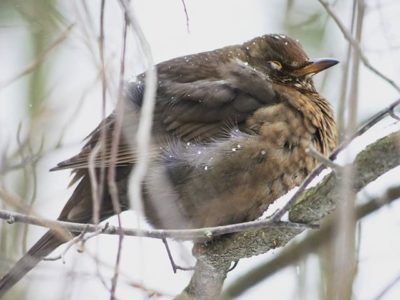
[269,61,282,70]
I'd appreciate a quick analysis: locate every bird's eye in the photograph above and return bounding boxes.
[269,61,282,70]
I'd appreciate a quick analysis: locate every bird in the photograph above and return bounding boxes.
[0,33,338,296]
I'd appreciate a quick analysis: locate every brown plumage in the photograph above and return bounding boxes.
[0,34,338,296]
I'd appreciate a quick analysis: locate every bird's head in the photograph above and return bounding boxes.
[243,34,338,92]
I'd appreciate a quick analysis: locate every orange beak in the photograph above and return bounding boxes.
[292,58,339,77]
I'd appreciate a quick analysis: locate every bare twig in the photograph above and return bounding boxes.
[21,136,44,253]
[107,9,129,216]
[14,124,42,253]
[128,281,172,298]
[389,106,400,121]
[374,271,400,300]
[118,0,157,223]
[180,0,190,33]
[306,146,342,173]
[96,0,107,226]
[0,153,43,175]
[88,143,102,224]
[337,0,357,138]
[0,24,74,89]
[328,1,365,298]
[80,222,110,247]
[81,242,171,298]
[0,209,312,241]
[43,227,90,263]
[108,11,129,300]
[318,0,400,93]
[162,238,194,273]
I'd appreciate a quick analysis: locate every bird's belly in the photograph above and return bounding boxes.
[184,145,313,228]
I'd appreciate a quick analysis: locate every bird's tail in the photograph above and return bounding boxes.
[0,230,63,298]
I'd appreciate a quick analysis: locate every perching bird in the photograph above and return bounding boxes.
[0,33,338,296]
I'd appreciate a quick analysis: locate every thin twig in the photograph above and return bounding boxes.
[128,281,171,298]
[329,0,365,297]
[81,243,171,298]
[80,222,110,246]
[21,136,44,253]
[116,2,158,297]
[0,153,43,175]
[97,0,107,226]
[228,260,239,272]
[180,0,190,33]
[88,143,102,224]
[0,209,314,241]
[337,0,357,139]
[43,227,90,263]
[118,0,157,224]
[318,0,400,93]
[389,106,400,121]
[374,271,400,300]
[109,11,129,300]
[162,238,177,273]
[306,146,342,173]
[162,238,194,273]
[96,2,116,298]
[14,124,40,253]
[0,24,74,89]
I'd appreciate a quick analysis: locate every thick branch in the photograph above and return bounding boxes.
[175,260,231,300]
[223,185,400,297]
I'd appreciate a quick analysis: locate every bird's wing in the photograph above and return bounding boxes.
[154,58,278,141]
[51,59,277,171]
[49,112,151,172]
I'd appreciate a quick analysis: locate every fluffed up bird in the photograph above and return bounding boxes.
[0,33,338,296]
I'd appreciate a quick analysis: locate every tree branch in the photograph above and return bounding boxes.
[0,208,311,241]
[223,185,400,298]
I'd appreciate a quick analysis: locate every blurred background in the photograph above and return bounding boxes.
[1,0,400,299]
